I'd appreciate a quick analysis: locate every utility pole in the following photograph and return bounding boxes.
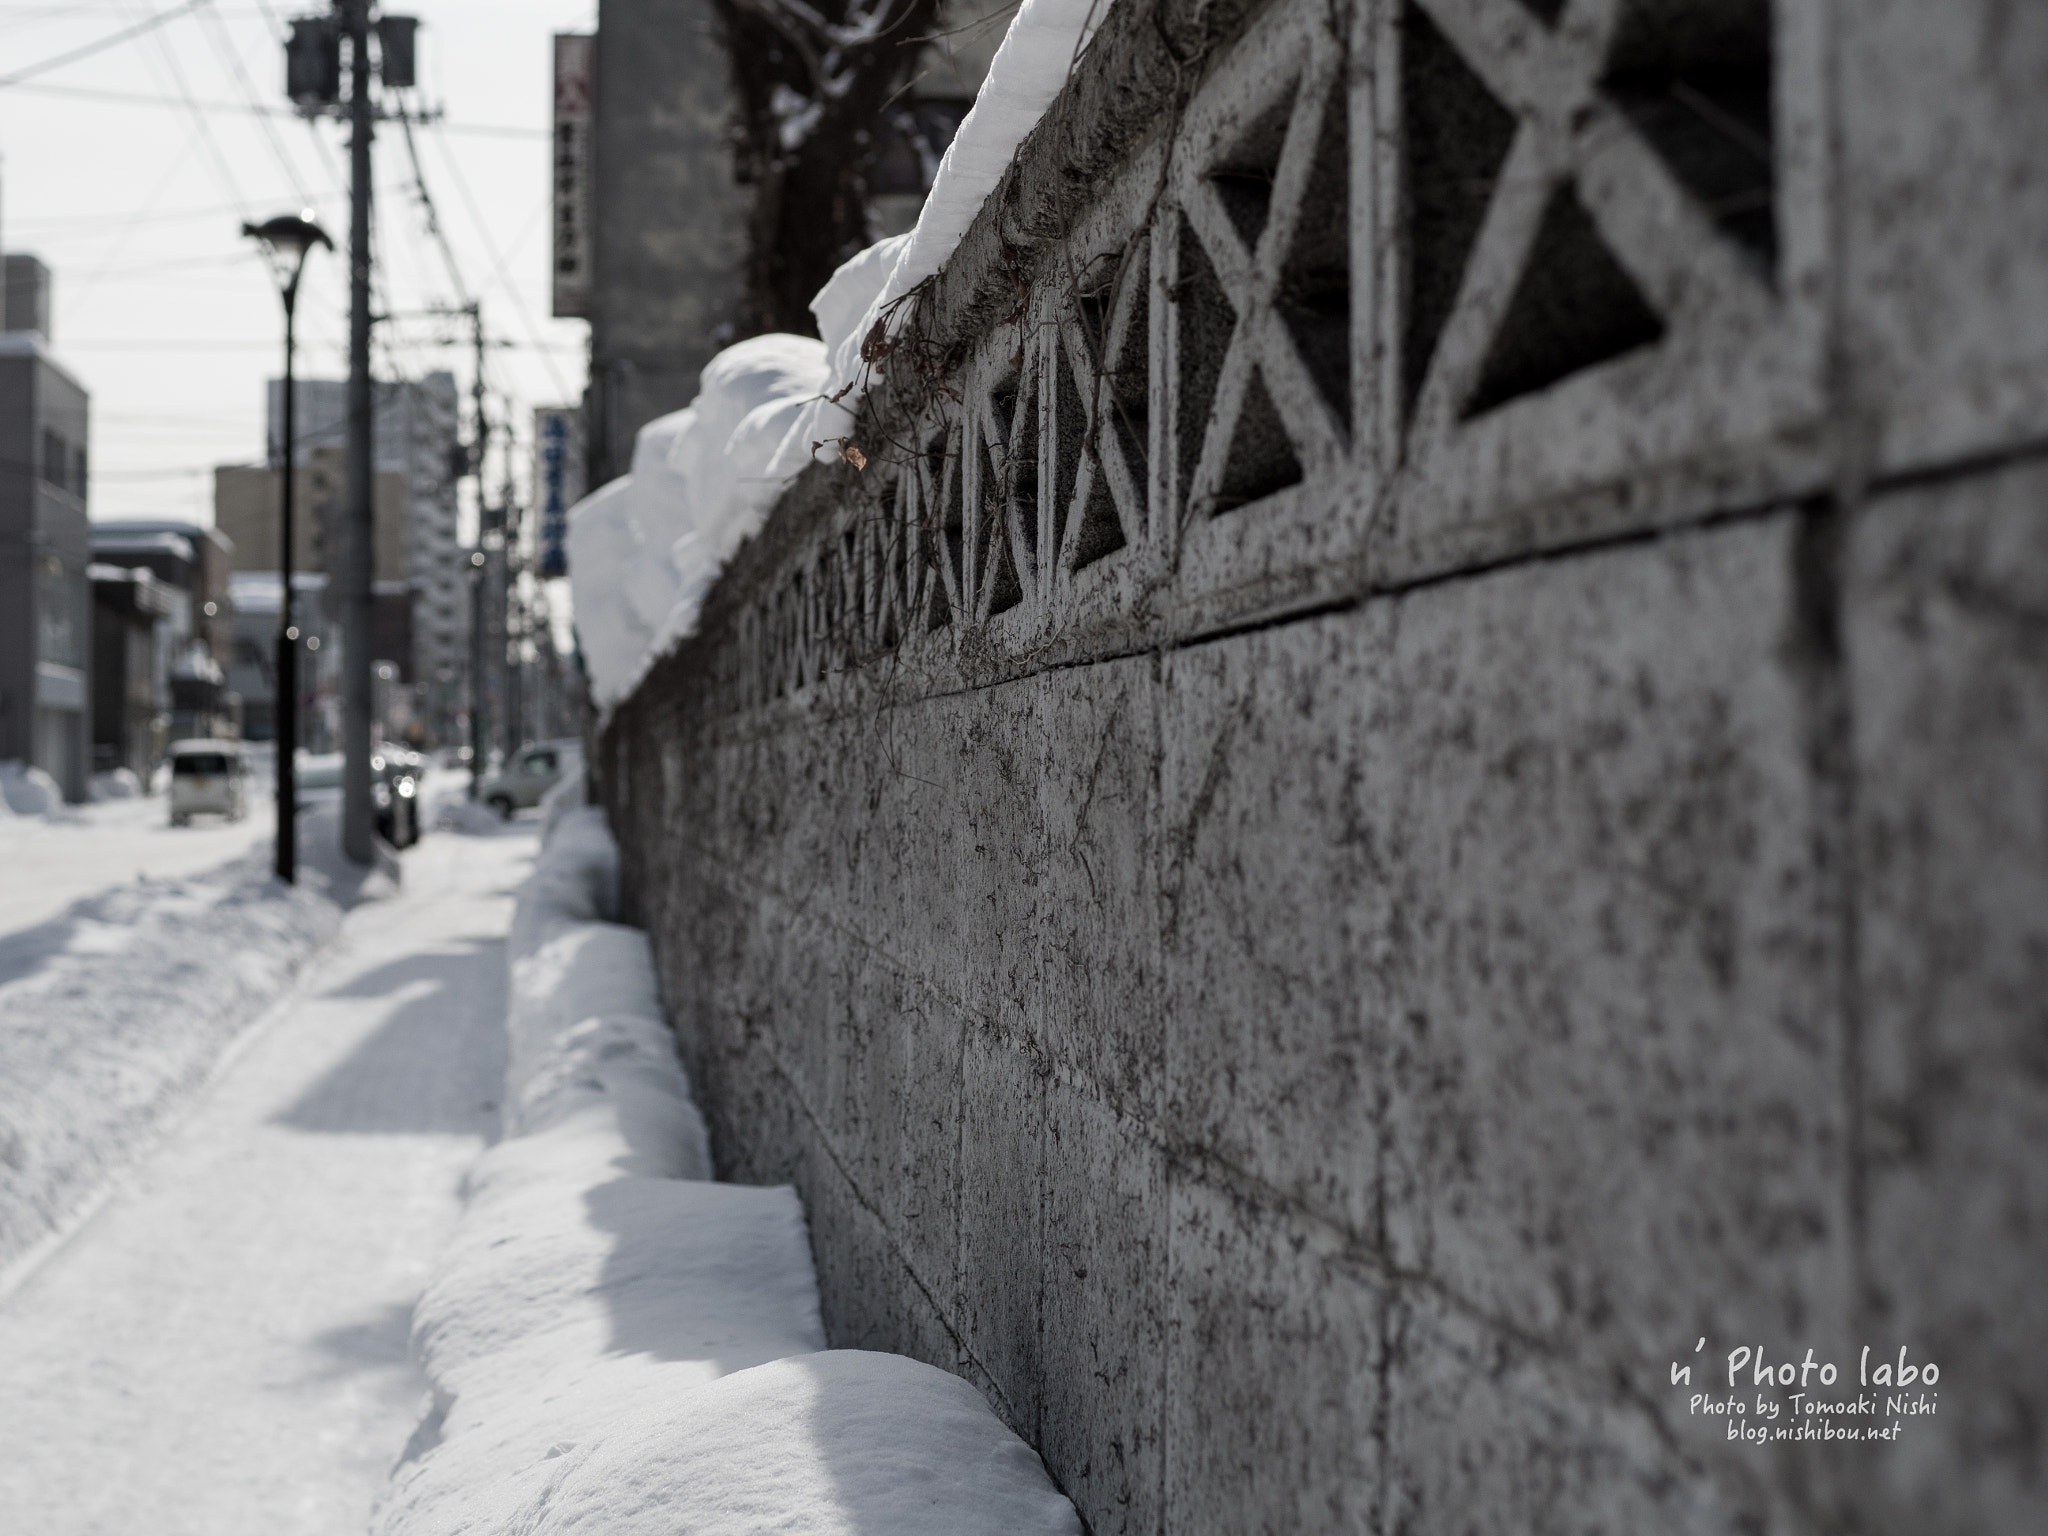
[468,544,488,792]
[499,403,522,757]
[467,301,490,797]
[282,6,418,863]
[339,0,377,865]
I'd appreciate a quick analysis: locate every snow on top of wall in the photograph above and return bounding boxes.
[566,0,1106,710]
[768,0,1110,483]
[567,336,831,709]
[376,803,1081,1536]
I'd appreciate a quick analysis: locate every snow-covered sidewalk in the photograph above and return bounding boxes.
[0,828,534,1535]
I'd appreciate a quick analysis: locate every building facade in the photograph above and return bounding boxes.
[89,520,238,754]
[89,563,173,779]
[0,259,92,802]
[215,445,412,743]
[261,372,467,741]
[582,0,749,487]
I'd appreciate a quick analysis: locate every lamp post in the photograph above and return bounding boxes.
[243,211,333,885]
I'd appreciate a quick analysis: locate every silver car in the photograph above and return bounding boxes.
[476,741,576,819]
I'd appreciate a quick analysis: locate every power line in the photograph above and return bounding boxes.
[6,191,348,232]
[132,0,255,221]
[193,0,313,205]
[396,106,473,308]
[0,0,212,87]
[426,121,572,400]
[0,78,548,137]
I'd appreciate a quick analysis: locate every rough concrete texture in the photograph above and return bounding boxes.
[601,0,2047,1530]
[1839,462,2048,1536]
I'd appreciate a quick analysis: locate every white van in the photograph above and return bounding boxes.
[168,739,248,826]
[475,740,579,819]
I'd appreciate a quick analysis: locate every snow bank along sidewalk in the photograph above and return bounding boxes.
[377,802,1080,1536]
[0,824,349,1284]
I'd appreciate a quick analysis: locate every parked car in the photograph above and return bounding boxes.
[168,739,248,826]
[292,750,424,847]
[475,740,577,819]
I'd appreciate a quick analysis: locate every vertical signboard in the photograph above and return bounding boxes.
[551,35,594,318]
[533,407,585,579]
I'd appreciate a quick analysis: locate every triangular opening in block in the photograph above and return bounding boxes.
[1278,84,1352,431]
[1207,91,1294,254]
[1463,181,1666,418]
[931,430,962,625]
[1076,286,1110,371]
[1175,212,1236,517]
[1214,366,1304,514]
[1007,381,1040,576]
[1401,0,1519,425]
[878,520,902,651]
[1072,457,1128,569]
[841,526,863,649]
[982,489,1024,615]
[1109,279,1149,473]
[1051,336,1086,563]
[1601,0,1775,273]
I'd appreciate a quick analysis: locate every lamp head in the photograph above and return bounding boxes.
[242,211,333,279]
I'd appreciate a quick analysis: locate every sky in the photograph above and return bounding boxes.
[0,0,599,532]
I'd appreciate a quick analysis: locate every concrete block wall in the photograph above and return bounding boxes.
[602,1,2048,1530]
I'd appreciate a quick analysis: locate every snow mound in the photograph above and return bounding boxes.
[377,802,1078,1536]
[0,760,64,817]
[535,763,586,847]
[89,769,142,802]
[511,1351,1081,1536]
[0,839,345,1283]
[562,477,651,704]
[567,336,831,709]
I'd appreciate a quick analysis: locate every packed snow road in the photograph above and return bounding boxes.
[0,826,535,1536]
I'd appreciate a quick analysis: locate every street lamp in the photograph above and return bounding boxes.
[243,211,333,885]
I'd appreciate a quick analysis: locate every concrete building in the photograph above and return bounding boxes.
[89,563,174,780]
[4,253,53,336]
[214,448,408,588]
[89,519,237,748]
[583,0,748,487]
[0,256,91,801]
[214,447,409,742]
[88,521,235,668]
[262,372,467,740]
